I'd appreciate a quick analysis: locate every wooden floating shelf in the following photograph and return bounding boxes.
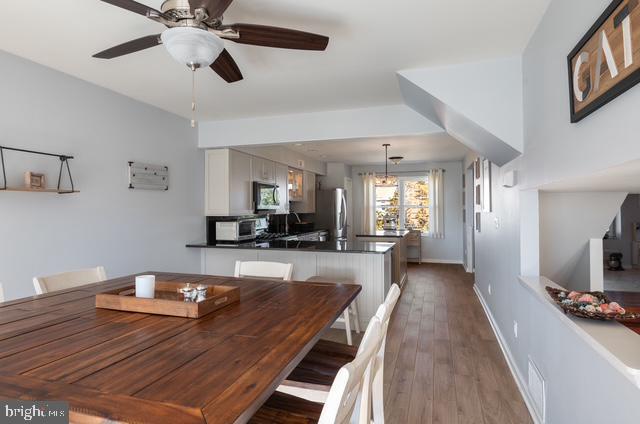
[1,187,79,194]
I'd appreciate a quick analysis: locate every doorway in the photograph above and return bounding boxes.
[463,164,475,272]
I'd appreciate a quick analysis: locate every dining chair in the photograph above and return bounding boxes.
[0,283,4,303]
[278,284,402,423]
[33,266,107,295]
[250,315,383,424]
[306,275,361,346]
[234,261,293,280]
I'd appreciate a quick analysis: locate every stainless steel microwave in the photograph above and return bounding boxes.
[215,219,256,242]
[253,181,280,212]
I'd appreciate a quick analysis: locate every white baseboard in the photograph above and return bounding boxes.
[418,259,464,265]
[473,285,542,424]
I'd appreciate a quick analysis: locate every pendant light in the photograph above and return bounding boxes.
[389,156,404,165]
[382,144,404,183]
[383,143,390,184]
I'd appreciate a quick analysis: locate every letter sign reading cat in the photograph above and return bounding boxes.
[568,0,640,122]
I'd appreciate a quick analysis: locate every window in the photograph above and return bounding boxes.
[375,175,430,232]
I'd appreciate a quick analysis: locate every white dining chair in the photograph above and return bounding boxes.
[33,266,107,295]
[251,315,383,424]
[234,261,293,280]
[277,283,402,423]
[371,284,401,424]
[306,275,361,346]
[0,283,4,303]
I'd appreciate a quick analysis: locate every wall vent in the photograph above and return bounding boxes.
[528,357,546,422]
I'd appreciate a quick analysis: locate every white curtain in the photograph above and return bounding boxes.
[429,169,445,239]
[362,173,376,234]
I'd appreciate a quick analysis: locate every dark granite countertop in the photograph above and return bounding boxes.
[186,239,395,254]
[355,230,411,238]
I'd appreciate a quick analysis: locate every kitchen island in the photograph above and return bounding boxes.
[187,240,394,327]
[356,230,410,288]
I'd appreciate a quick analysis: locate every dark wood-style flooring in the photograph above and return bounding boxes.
[605,290,640,335]
[323,263,532,424]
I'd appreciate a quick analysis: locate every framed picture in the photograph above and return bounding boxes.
[24,172,46,190]
[482,159,492,212]
[568,0,640,122]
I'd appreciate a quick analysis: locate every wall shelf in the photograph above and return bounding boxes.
[0,145,77,194]
[2,187,79,194]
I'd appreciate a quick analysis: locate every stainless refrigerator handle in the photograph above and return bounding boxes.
[341,194,347,229]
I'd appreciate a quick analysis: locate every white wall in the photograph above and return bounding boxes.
[473,0,640,421]
[350,161,464,263]
[318,163,353,190]
[399,56,524,152]
[234,145,327,175]
[521,0,640,188]
[603,194,640,267]
[0,51,203,300]
[539,192,626,289]
[198,105,441,148]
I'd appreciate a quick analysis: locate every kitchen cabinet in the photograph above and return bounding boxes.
[288,169,304,201]
[275,163,289,214]
[291,171,316,214]
[205,149,253,216]
[252,157,275,183]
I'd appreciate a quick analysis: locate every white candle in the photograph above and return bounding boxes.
[135,275,156,299]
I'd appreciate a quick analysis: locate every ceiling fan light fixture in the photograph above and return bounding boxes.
[161,27,224,68]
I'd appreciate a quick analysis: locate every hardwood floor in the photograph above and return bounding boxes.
[323,263,532,424]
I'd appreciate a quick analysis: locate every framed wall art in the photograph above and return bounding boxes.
[568,0,640,122]
[482,159,492,213]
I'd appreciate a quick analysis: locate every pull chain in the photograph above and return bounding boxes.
[190,64,197,128]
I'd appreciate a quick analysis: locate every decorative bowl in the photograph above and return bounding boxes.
[545,287,640,321]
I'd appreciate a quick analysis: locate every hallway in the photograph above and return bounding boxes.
[383,263,532,423]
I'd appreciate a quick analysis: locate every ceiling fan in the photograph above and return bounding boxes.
[94,0,329,124]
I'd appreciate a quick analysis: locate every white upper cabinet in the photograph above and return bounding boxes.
[206,149,315,216]
[291,171,316,214]
[252,157,276,184]
[275,163,289,214]
[205,149,254,216]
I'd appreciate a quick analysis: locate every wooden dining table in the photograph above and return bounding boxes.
[0,272,360,423]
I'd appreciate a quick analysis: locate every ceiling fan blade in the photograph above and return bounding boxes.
[189,0,234,19]
[210,49,243,83]
[98,0,166,18]
[93,34,162,59]
[225,24,329,51]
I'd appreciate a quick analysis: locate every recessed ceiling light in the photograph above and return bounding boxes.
[294,143,303,146]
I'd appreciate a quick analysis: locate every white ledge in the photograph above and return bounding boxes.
[518,275,640,389]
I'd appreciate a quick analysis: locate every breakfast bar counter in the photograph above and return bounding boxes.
[518,275,640,389]
[188,241,395,327]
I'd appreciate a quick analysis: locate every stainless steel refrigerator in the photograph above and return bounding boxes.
[315,188,348,240]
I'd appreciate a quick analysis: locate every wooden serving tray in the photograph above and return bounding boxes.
[95,281,239,319]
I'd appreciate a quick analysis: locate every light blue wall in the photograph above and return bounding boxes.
[0,50,204,300]
[474,0,640,421]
